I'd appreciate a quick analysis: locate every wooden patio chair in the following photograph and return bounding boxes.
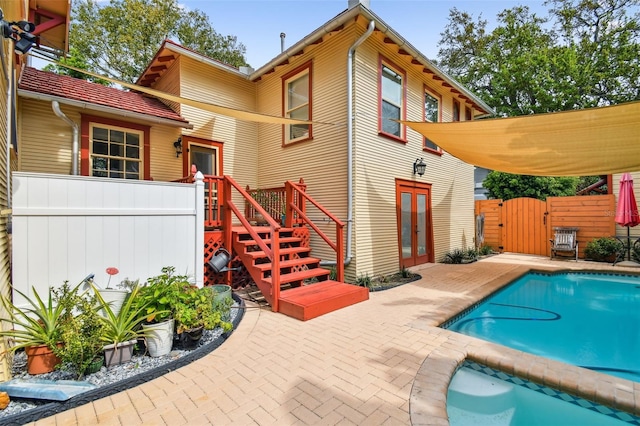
[550,227,579,261]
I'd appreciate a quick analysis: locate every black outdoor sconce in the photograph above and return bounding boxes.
[413,158,426,177]
[173,137,182,158]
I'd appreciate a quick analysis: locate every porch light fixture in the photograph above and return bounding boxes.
[0,9,37,55]
[173,137,182,157]
[413,158,426,177]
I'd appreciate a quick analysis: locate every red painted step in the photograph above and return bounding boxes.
[278,280,369,321]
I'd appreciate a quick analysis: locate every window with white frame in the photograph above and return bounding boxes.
[90,124,142,179]
[283,63,311,144]
[424,89,441,152]
[380,62,404,138]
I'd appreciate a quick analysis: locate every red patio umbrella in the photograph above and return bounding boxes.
[614,173,640,261]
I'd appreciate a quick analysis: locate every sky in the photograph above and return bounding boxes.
[179,0,550,69]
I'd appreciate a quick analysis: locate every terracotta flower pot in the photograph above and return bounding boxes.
[25,344,62,375]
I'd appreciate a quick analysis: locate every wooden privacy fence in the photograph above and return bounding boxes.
[475,194,615,258]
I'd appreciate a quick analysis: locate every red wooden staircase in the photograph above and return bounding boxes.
[232,226,369,321]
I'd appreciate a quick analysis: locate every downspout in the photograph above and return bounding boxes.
[344,19,375,265]
[52,101,79,175]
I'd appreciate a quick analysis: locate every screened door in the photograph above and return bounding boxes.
[397,180,434,268]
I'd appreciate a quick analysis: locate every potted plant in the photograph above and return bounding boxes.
[92,281,153,367]
[173,286,232,349]
[0,286,64,375]
[50,281,107,379]
[131,266,186,357]
[584,237,624,262]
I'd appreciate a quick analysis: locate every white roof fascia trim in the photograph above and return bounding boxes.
[18,90,194,129]
[164,43,249,78]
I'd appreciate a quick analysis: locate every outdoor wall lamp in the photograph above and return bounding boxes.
[413,158,426,177]
[173,137,182,158]
[0,9,37,55]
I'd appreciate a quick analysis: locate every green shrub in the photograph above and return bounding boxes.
[478,245,493,256]
[441,248,478,264]
[356,273,372,288]
[584,237,623,262]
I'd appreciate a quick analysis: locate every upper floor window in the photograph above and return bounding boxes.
[282,62,312,145]
[465,106,472,121]
[90,124,142,179]
[424,88,442,153]
[379,59,406,141]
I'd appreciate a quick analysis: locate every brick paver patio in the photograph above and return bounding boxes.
[30,254,640,425]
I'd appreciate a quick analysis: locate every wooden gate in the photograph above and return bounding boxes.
[501,198,549,256]
[475,195,616,258]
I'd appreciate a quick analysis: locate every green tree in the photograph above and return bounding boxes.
[43,47,111,85]
[483,171,578,200]
[436,1,640,116]
[438,1,639,197]
[69,0,248,83]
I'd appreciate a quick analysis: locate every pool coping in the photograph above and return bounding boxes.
[409,265,640,425]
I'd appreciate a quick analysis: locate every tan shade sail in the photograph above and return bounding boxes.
[401,102,640,176]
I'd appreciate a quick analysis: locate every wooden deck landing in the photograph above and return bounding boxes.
[278,280,369,321]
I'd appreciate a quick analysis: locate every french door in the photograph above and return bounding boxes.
[396,179,434,268]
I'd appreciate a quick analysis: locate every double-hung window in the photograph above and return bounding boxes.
[90,124,142,179]
[424,88,441,153]
[379,59,405,140]
[283,62,312,145]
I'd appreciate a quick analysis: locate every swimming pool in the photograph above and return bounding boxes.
[442,271,640,382]
[447,361,640,426]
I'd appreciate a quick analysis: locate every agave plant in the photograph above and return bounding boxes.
[92,282,155,346]
[0,286,65,351]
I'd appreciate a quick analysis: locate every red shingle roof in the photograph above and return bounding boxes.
[18,67,189,125]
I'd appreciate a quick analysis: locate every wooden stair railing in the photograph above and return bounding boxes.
[179,173,367,319]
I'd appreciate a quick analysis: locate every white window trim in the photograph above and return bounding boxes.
[284,67,311,144]
[89,123,143,179]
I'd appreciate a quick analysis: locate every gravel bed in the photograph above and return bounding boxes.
[0,296,245,425]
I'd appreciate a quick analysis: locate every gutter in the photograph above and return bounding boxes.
[52,101,79,175]
[19,90,194,129]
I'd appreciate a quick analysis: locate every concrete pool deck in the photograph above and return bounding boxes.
[30,254,640,425]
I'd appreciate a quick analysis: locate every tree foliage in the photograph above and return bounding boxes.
[69,0,248,83]
[438,1,639,198]
[437,0,640,116]
[43,47,111,85]
[483,171,579,200]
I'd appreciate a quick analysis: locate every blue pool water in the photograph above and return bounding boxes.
[447,361,640,426]
[443,271,640,382]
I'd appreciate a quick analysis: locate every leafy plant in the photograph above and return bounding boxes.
[133,266,188,324]
[328,266,338,281]
[0,286,65,351]
[356,273,372,288]
[51,281,106,379]
[478,245,493,256]
[584,237,624,262]
[441,248,467,264]
[400,266,411,278]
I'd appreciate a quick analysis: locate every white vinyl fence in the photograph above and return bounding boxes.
[11,172,204,306]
